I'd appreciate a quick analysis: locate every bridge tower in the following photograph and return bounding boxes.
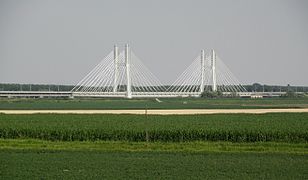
[211,49,217,92]
[200,50,205,94]
[125,44,132,98]
[113,45,119,93]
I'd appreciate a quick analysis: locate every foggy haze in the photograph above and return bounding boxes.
[0,0,307,86]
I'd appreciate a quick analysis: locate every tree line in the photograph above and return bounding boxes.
[0,83,307,92]
[0,83,74,91]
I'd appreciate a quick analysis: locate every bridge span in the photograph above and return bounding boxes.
[0,91,289,98]
[1,45,299,99]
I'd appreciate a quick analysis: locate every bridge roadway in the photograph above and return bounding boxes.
[0,91,72,98]
[0,91,289,98]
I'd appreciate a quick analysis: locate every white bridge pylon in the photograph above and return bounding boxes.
[72,44,166,98]
[72,45,246,98]
[167,49,246,93]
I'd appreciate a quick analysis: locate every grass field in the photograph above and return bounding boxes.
[1,139,308,179]
[1,139,307,154]
[1,149,307,179]
[0,97,308,109]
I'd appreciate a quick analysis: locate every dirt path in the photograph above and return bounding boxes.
[1,109,308,115]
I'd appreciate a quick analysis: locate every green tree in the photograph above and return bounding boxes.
[201,90,223,98]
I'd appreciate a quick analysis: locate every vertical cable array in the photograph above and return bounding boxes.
[72,46,246,98]
[168,50,246,93]
[72,46,166,97]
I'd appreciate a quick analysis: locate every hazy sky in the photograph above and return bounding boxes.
[0,0,307,85]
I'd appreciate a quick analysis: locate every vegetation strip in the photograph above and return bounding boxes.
[2,149,308,179]
[0,139,307,154]
[1,98,308,110]
[1,113,308,143]
[1,108,308,115]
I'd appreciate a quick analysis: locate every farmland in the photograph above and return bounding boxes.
[0,97,308,110]
[0,113,308,142]
[1,106,308,178]
[1,139,308,179]
[1,149,308,179]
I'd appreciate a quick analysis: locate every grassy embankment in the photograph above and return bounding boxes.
[0,97,308,109]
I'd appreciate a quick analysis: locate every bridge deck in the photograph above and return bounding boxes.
[0,91,291,98]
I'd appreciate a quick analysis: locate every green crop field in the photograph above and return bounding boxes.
[1,149,307,179]
[1,112,308,179]
[1,113,308,142]
[0,97,308,109]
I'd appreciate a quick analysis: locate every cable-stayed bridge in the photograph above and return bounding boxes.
[71,44,247,98]
[4,44,284,98]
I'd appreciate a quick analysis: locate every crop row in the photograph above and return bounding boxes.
[0,113,307,143]
[0,128,307,142]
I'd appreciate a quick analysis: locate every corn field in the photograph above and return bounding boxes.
[0,113,307,142]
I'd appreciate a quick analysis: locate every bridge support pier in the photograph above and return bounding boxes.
[200,50,205,94]
[113,45,118,93]
[125,44,132,98]
[211,49,217,92]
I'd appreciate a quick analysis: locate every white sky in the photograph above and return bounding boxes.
[0,0,307,85]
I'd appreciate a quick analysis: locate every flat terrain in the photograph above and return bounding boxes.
[1,113,307,142]
[1,149,307,179]
[1,139,307,154]
[1,98,308,179]
[1,108,308,114]
[0,97,308,110]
